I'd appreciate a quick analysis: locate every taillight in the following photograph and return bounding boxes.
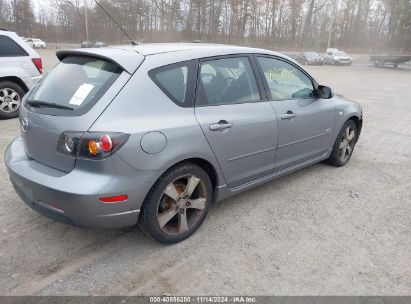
[31,58,43,74]
[57,132,129,159]
[87,135,112,155]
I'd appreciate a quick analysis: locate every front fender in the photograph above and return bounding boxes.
[332,94,363,141]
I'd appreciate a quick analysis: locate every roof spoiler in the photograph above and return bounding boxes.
[56,49,144,74]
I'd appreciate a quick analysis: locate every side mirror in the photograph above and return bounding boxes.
[317,85,333,99]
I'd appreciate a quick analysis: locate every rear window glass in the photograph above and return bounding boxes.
[27,56,121,114]
[149,60,196,107]
[0,36,28,57]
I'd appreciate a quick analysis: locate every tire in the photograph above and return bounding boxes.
[0,81,25,119]
[326,120,358,167]
[139,163,213,244]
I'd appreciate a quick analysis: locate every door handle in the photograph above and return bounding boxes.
[281,111,297,120]
[209,120,233,131]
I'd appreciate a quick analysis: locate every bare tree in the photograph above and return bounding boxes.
[1,0,409,52]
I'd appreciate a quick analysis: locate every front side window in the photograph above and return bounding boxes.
[0,36,28,57]
[257,57,315,100]
[27,56,121,114]
[197,57,261,106]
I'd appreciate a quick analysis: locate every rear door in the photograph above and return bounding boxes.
[194,55,278,188]
[255,55,335,171]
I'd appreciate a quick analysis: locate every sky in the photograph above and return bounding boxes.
[31,0,50,15]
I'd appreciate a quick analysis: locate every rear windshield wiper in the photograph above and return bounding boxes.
[26,100,74,111]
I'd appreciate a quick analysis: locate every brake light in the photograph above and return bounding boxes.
[100,135,113,152]
[31,58,43,74]
[57,132,129,159]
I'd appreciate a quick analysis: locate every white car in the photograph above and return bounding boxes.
[26,38,47,49]
[24,38,34,48]
[324,50,353,66]
[32,38,47,49]
[0,30,43,119]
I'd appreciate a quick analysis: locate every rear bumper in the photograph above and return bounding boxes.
[307,60,324,65]
[335,60,352,65]
[5,136,161,228]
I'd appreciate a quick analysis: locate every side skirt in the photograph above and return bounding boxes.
[215,149,332,202]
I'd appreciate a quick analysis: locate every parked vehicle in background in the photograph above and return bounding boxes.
[94,42,107,48]
[24,38,34,48]
[296,51,324,65]
[0,29,43,119]
[325,50,352,65]
[81,41,108,48]
[81,41,93,48]
[32,38,47,49]
[326,48,339,54]
[5,43,362,243]
[370,54,411,68]
[24,38,46,49]
[282,52,299,61]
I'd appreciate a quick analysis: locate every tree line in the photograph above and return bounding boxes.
[1,0,410,53]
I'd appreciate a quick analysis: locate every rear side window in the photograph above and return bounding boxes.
[149,60,196,107]
[0,36,28,57]
[27,56,122,115]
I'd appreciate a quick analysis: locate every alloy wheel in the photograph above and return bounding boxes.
[0,88,21,113]
[156,174,207,235]
[339,126,356,162]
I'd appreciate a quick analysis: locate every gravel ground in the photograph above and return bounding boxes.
[0,49,410,296]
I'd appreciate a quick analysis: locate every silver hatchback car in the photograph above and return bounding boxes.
[5,44,363,243]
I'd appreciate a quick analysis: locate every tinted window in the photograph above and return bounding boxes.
[149,60,196,107]
[197,57,260,106]
[28,56,121,114]
[257,57,314,100]
[0,36,28,57]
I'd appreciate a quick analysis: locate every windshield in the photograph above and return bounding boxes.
[335,51,347,56]
[27,56,121,114]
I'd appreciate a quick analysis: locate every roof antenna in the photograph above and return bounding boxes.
[93,0,138,46]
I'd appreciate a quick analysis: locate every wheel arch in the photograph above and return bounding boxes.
[0,76,29,92]
[165,157,219,193]
[347,115,363,140]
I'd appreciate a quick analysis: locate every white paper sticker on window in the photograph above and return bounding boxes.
[69,83,94,106]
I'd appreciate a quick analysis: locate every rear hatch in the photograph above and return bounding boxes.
[20,48,144,172]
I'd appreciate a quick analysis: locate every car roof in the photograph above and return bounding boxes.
[56,43,297,74]
[118,43,285,57]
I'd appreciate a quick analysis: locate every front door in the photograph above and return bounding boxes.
[255,56,336,171]
[194,56,278,188]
